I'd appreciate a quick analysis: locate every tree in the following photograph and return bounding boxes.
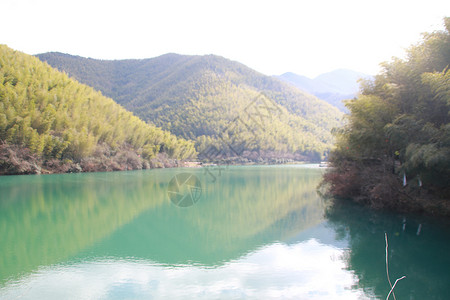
[324,18,450,214]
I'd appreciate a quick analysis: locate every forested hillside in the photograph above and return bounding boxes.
[323,18,450,215]
[37,53,343,162]
[0,45,196,174]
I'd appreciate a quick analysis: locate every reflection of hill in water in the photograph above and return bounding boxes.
[0,166,325,283]
[82,166,326,266]
[0,171,168,283]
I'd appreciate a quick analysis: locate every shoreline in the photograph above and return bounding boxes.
[0,159,321,176]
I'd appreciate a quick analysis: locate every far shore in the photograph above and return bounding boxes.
[0,159,324,176]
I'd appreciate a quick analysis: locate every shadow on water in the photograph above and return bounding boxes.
[325,200,450,300]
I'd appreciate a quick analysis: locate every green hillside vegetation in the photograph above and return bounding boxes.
[0,45,196,174]
[323,18,450,215]
[37,53,343,162]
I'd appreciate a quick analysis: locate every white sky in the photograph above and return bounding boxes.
[2,0,449,78]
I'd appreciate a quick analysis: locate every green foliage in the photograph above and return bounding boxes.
[37,52,343,161]
[0,45,196,171]
[326,18,450,211]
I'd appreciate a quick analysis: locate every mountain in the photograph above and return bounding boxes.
[36,52,343,162]
[0,45,195,174]
[277,69,372,112]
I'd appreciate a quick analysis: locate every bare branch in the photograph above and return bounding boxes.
[386,276,406,300]
[385,233,406,300]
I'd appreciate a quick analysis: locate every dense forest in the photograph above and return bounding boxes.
[323,18,450,215]
[37,53,343,162]
[0,45,196,174]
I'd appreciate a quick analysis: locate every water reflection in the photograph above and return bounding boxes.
[2,165,448,299]
[0,170,168,284]
[326,201,450,300]
[0,166,326,284]
[0,241,369,300]
[79,166,327,266]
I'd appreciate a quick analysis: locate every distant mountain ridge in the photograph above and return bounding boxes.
[37,52,344,161]
[277,69,372,112]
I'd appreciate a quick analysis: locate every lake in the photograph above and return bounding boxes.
[0,165,449,299]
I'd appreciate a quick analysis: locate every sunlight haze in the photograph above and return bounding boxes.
[3,0,449,77]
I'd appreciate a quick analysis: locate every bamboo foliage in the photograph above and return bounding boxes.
[0,45,196,165]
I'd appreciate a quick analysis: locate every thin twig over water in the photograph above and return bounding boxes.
[385,232,406,300]
[386,276,406,300]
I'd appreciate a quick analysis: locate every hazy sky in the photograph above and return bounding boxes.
[3,0,449,77]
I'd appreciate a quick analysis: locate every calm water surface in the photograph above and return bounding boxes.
[0,165,449,299]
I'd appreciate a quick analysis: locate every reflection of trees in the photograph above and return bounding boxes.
[0,171,167,284]
[0,166,327,284]
[193,167,325,241]
[82,166,326,266]
[326,201,450,300]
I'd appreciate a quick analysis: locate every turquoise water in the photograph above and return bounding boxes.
[0,165,449,299]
